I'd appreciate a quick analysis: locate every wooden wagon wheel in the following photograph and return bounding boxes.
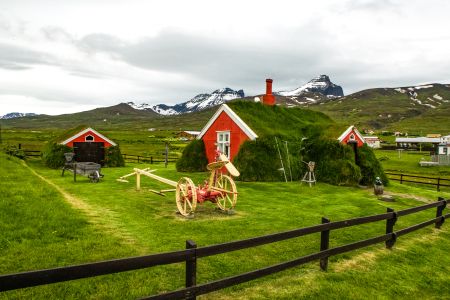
[215,174,237,211]
[176,177,197,216]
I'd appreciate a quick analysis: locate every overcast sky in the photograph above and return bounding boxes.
[1,0,449,115]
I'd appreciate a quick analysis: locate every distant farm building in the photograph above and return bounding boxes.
[60,127,116,164]
[362,136,381,149]
[437,135,450,155]
[395,137,441,150]
[176,131,200,141]
[337,125,366,147]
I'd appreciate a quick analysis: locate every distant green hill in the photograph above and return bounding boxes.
[308,83,450,134]
[2,83,449,135]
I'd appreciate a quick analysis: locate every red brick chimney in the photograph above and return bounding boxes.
[262,78,275,106]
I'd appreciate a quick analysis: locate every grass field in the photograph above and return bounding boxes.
[1,152,450,299]
[375,149,450,177]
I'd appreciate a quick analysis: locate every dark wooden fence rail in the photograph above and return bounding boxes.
[23,150,42,157]
[17,150,178,163]
[0,199,447,299]
[386,172,450,191]
[122,153,178,164]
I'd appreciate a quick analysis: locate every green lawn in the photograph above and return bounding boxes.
[1,153,450,299]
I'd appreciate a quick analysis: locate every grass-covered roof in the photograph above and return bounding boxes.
[50,125,89,143]
[226,101,334,138]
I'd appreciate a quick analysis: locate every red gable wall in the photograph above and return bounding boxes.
[341,129,365,147]
[202,111,251,163]
[65,130,114,148]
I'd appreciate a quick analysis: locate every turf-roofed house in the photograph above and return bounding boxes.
[178,79,386,185]
[60,127,116,164]
[42,125,124,168]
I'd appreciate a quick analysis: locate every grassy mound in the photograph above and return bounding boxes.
[233,136,303,182]
[176,139,208,172]
[303,138,362,185]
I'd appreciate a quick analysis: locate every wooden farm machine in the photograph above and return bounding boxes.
[117,153,240,217]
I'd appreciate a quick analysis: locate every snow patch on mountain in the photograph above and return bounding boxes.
[147,88,245,115]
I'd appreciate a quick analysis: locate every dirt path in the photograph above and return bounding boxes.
[22,161,146,252]
[383,190,433,203]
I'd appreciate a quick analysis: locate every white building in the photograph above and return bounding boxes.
[363,136,381,149]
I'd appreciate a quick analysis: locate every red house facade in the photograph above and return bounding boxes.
[197,104,258,163]
[60,127,116,164]
[337,125,366,147]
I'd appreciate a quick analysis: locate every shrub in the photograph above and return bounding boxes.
[4,145,26,160]
[358,145,388,185]
[42,142,72,169]
[176,139,208,172]
[104,145,125,167]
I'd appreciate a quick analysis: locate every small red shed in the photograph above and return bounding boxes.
[337,125,366,147]
[197,104,258,163]
[60,127,116,164]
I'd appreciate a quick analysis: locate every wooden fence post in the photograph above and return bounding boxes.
[137,156,140,163]
[186,240,197,300]
[437,177,441,192]
[320,217,330,271]
[400,174,403,184]
[73,163,77,182]
[151,156,153,164]
[435,197,447,229]
[136,171,141,191]
[165,142,169,168]
[385,208,397,249]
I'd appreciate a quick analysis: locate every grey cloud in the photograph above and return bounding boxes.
[77,33,125,54]
[41,26,74,42]
[0,42,56,70]
[75,27,343,93]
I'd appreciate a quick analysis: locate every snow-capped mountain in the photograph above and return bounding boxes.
[277,75,344,99]
[130,88,245,116]
[0,112,38,119]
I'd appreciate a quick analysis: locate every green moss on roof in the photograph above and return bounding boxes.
[51,125,89,143]
[227,101,334,138]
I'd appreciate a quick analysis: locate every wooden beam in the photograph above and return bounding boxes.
[133,168,178,187]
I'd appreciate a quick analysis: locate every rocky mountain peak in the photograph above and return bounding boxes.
[277,75,344,98]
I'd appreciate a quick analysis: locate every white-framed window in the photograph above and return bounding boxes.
[349,133,355,141]
[85,135,94,142]
[217,131,230,158]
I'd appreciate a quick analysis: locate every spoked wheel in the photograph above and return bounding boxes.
[176,177,197,217]
[89,171,100,183]
[215,174,237,211]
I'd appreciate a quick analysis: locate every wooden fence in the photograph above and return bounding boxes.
[17,150,178,164]
[122,153,178,164]
[385,172,450,191]
[0,199,448,299]
[23,150,41,157]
